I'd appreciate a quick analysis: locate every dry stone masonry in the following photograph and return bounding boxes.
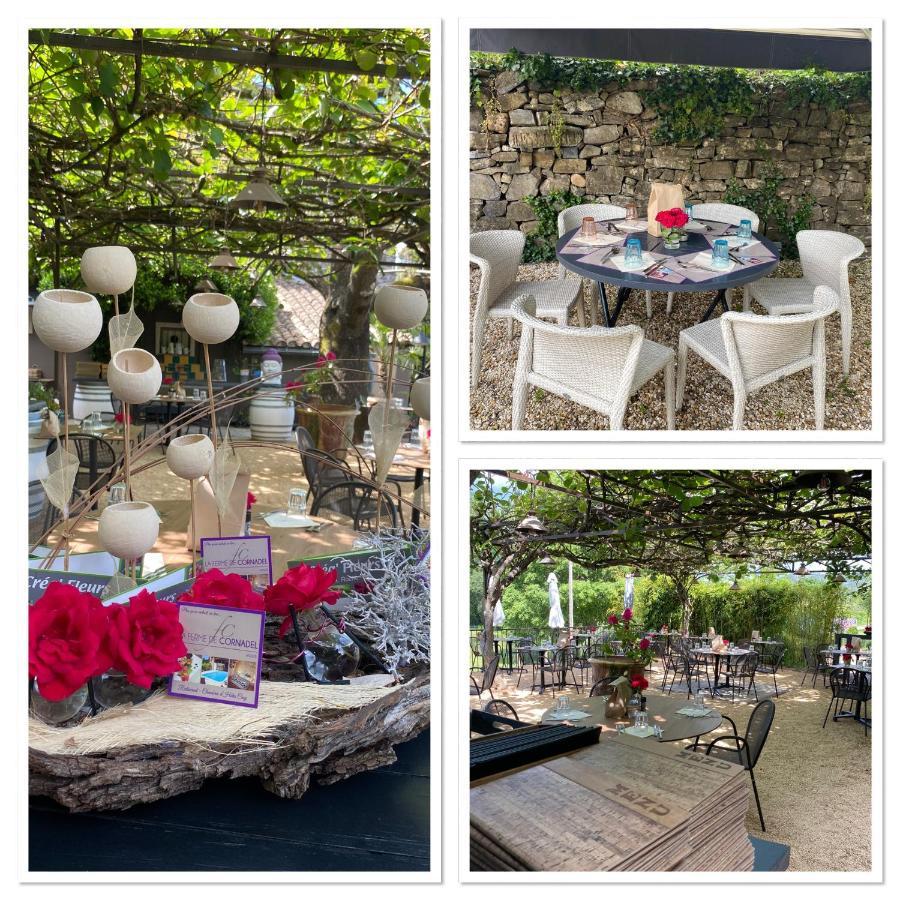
[470,69,871,245]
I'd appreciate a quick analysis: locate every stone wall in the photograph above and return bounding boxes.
[470,69,871,244]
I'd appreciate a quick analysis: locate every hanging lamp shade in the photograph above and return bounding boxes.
[832,572,847,584]
[194,278,218,293]
[230,169,287,211]
[516,514,547,534]
[539,555,555,565]
[209,249,239,270]
[796,563,809,576]
[250,296,267,309]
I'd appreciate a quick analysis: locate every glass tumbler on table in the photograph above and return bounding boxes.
[580,217,597,237]
[287,487,308,517]
[623,238,643,269]
[108,483,127,506]
[738,218,753,239]
[625,202,638,221]
[712,239,730,269]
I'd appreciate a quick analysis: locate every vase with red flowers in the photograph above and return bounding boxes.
[655,207,689,249]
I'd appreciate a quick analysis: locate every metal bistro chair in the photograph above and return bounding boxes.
[65,433,117,497]
[310,479,399,533]
[823,668,871,737]
[801,645,832,688]
[724,650,760,703]
[692,699,776,831]
[470,635,484,673]
[483,698,520,720]
[756,643,786,698]
[470,654,501,703]
[571,642,594,689]
[589,675,619,697]
[516,643,539,689]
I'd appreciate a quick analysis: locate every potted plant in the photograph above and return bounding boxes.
[654,207,689,250]
[288,352,359,456]
[591,608,653,684]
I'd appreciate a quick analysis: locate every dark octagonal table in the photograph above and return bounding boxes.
[556,223,781,327]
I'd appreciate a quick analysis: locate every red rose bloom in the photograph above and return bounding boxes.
[639,637,650,651]
[630,676,649,692]
[353,579,374,595]
[180,568,265,611]
[103,590,187,689]
[325,350,336,361]
[315,355,327,369]
[622,608,633,621]
[655,207,688,230]
[246,491,257,510]
[163,376,173,385]
[29,583,112,702]
[608,613,619,626]
[264,564,342,636]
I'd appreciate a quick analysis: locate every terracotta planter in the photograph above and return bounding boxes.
[182,293,240,345]
[316,404,360,456]
[32,289,103,353]
[80,246,137,296]
[589,656,647,686]
[373,284,428,330]
[166,434,214,480]
[107,348,162,405]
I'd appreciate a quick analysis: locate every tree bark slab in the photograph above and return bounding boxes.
[29,673,429,813]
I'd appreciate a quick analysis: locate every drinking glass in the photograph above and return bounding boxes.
[685,203,694,222]
[556,695,569,713]
[362,429,374,451]
[738,219,753,239]
[287,488,308,517]
[712,239,730,269]
[580,217,597,237]
[625,203,638,221]
[108,483,127,506]
[623,238,643,269]
[615,722,626,734]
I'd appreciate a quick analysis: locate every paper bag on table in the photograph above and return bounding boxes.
[647,182,686,237]
[189,472,251,549]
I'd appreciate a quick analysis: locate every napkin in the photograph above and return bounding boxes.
[262,512,321,530]
[562,232,623,252]
[685,250,735,275]
[545,709,592,721]
[609,251,664,274]
[677,707,712,717]
[685,220,733,236]
[704,234,752,249]
[623,724,655,738]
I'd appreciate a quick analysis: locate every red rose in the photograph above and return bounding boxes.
[631,678,642,689]
[285,379,303,391]
[163,376,173,385]
[103,590,187,689]
[669,208,688,228]
[639,638,650,651]
[29,583,112,702]
[655,209,676,229]
[608,613,619,626]
[113,411,132,424]
[325,351,336,361]
[246,491,257,510]
[353,579,374,595]
[843,653,851,662]
[622,608,633,621]
[315,355,327,369]
[264,564,342,636]
[723,639,730,646]
[639,676,649,691]
[180,568,265,611]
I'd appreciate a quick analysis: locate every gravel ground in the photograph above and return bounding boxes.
[471,665,872,872]
[469,259,872,431]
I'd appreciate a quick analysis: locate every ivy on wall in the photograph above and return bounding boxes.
[471,50,871,145]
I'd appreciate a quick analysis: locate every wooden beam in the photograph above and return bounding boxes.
[28,30,425,81]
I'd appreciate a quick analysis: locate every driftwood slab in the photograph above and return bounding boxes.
[29,673,430,812]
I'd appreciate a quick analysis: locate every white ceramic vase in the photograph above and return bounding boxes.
[182,293,240,345]
[107,349,162,404]
[373,284,428,330]
[32,289,103,353]
[98,501,160,561]
[166,434,215,480]
[409,376,430,421]
[80,246,137,295]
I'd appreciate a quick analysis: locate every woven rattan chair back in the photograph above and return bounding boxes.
[557,203,627,236]
[797,229,865,307]
[690,202,760,231]
[470,230,525,312]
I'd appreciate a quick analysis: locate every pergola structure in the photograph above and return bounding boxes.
[470,469,872,665]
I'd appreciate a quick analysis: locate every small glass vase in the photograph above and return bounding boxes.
[663,230,681,250]
[30,679,88,726]
[90,669,154,710]
[302,611,361,683]
[627,692,641,724]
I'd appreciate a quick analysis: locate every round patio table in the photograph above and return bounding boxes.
[541,691,722,742]
[555,221,780,327]
[691,646,752,697]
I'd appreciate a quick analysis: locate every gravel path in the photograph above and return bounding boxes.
[469,259,872,431]
[471,665,872,872]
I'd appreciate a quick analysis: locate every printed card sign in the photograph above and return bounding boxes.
[200,535,272,582]
[28,568,113,603]
[169,602,265,708]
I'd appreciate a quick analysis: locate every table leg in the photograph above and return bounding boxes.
[89,441,98,510]
[609,287,632,327]
[597,282,612,328]
[538,651,547,694]
[701,290,729,322]
[411,465,424,528]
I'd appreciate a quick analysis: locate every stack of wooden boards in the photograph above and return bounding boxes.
[470,730,754,872]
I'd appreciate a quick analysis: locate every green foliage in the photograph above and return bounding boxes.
[29,381,59,412]
[522,190,580,262]
[473,50,871,146]
[37,256,278,360]
[724,164,814,258]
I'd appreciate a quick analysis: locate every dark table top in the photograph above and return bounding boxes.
[29,730,430,873]
[555,223,780,293]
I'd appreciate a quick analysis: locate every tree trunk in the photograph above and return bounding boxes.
[319,257,380,410]
[673,574,694,634]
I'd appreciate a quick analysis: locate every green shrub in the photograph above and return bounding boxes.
[522,190,581,262]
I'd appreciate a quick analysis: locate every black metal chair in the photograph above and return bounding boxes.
[470,635,484,673]
[801,645,831,688]
[823,668,871,737]
[692,699,776,831]
[310,479,399,532]
[725,650,759,703]
[483,698,519,720]
[589,675,619,697]
[516,643,539,689]
[470,654,500,702]
[65,433,117,497]
[757,644,786,697]
[299,443,352,500]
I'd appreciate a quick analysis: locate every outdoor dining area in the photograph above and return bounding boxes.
[468,468,874,873]
[27,27,432,874]
[468,31,872,432]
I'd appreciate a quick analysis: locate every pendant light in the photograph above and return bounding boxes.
[516,480,546,534]
[250,296,267,309]
[231,168,287,212]
[796,563,809,576]
[539,555,555,566]
[209,248,238,270]
[194,278,218,293]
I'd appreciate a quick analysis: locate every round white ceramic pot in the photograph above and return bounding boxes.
[98,501,160,561]
[80,246,137,296]
[249,388,295,442]
[182,293,240,345]
[32,289,103,353]
[373,284,428,330]
[166,433,214,480]
[107,349,162,405]
[409,376,430,421]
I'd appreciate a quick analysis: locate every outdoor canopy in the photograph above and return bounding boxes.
[470,28,871,72]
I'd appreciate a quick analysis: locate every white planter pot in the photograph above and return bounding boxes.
[107,349,162,405]
[32,289,103,353]
[182,293,240,345]
[409,376,430,421]
[98,501,160,561]
[166,434,215,480]
[249,389,295,442]
[73,383,114,421]
[80,246,137,296]
[373,284,428,330]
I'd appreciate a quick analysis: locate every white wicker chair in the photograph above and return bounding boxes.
[744,229,864,376]
[470,230,584,387]
[676,285,839,430]
[510,295,675,430]
[687,203,761,313]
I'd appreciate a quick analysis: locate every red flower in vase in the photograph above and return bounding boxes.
[638,638,651,651]
[103,590,187,689]
[843,653,852,663]
[29,582,112,702]
[113,410,132,425]
[264,564,342,636]
[315,355,327,369]
[325,350,336,361]
[630,676,649,693]
[655,207,689,230]
[163,376,173,385]
[179,568,265,611]
[246,491,257,510]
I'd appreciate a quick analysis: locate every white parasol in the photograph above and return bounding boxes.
[493,599,506,627]
[547,572,565,628]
